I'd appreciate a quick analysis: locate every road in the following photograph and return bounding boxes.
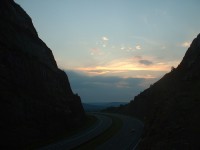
[96,113,143,150]
[38,113,143,150]
[38,113,112,150]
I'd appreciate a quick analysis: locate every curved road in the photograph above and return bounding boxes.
[96,113,144,150]
[38,113,143,150]
[38,113,112,150]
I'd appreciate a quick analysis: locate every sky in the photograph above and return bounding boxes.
[15,0,200,102]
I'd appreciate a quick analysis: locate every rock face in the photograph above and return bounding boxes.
[0,0,85,148]
[116,34,200,149]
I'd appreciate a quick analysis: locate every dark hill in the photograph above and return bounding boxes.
[114,34,200,149]
[0,0,85,149]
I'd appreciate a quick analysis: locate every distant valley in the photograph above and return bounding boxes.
[83,102,128,112]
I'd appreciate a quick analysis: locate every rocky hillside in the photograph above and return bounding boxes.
[112,34,200,149]
[0,0,85,149]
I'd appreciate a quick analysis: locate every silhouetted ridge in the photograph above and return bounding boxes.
[176,34,200,81]
[114,34,200,149]
[179,34,200,68]
[0,1,85,149]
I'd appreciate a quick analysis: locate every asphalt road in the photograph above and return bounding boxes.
[96,113,144,150]
[38,113,143,150]
[38,113,112,150]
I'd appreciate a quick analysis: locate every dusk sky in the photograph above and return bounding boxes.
[15,0,200,102]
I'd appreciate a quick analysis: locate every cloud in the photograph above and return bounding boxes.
[67,52,179,79]
[139,59,153,66]
[128,47,133,50]
[115,81,130,88]
[102,44,106,48]
[84,69,110,75]
[135,45,141,50]
[130,35,160,46]
[65,70,158,102]
[75,58,170,78]
[120,46,125,50]
[181,41,191,48]
[90,48,103,55]
[102,36,109,41]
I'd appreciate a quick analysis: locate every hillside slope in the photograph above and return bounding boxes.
[116,34,200,149]
[0,0,85,148]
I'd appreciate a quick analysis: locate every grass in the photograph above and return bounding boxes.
[64,114,98,138]
[73,114,123,150]
[25,114,98,150]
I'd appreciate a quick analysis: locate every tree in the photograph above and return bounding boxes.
[171,66,175,71]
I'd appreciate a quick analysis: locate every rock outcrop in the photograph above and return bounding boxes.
[114,34,200,149]
[0,0,85,149]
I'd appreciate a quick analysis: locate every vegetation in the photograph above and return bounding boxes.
[26,114,97,150]
[74,114,123,150]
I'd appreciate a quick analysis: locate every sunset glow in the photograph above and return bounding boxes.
[15,0,200,102]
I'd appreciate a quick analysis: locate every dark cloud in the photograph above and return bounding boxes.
[65,70,158,103]
[139,59,153,65]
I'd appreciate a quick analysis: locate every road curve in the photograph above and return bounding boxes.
[96,113,144,150]
[38,113,112,150]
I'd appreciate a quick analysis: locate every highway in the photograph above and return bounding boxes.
[38,113,112,150]
[38,113,143,150]
[96,113,144,150]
